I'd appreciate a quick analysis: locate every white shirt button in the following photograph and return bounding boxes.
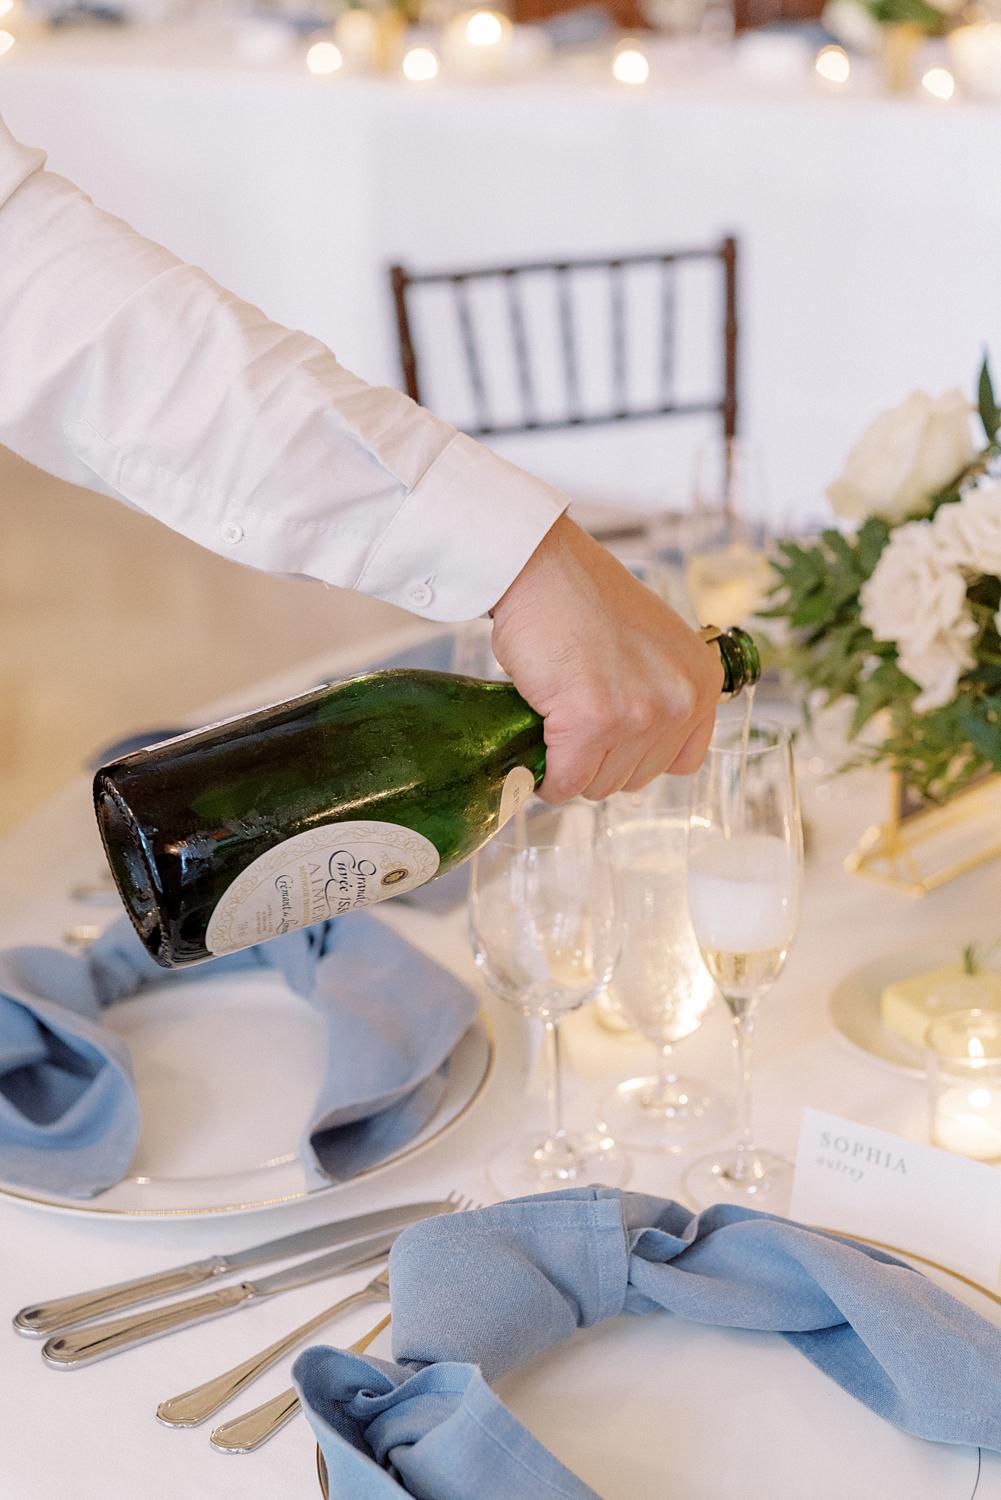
[407,582,434,608]
[221,520,245,545]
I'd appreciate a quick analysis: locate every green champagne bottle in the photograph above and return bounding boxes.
[94,626,759,969]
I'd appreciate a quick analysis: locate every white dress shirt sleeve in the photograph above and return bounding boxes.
[0,115,567,622]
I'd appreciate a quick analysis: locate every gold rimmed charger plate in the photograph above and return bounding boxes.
[309,1229,1000,1497]
[0,977,505,1220]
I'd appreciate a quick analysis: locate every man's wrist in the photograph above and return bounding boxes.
[491,513,581,623]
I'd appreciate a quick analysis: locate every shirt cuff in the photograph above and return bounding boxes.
[0,117,45,210]
[349,433,568,622]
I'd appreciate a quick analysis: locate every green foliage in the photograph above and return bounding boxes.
[765,517,891,710]
[877,699,991,802]
[962,937,1001,974]
[980,355,1001,446]
[927,357,1001,519]
[866,0,946,31]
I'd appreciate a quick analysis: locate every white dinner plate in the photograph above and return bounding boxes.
[498,1313,984,1500]
[319,1297,987,1500]
[828,945,1001,1078]
[0,968,504,1220]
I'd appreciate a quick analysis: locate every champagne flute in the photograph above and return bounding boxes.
[470,799,628,1196]
[683,718,802,1208]
[601,777,730,1150]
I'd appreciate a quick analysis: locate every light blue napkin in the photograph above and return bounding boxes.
[295,1187,1001,1499]
[0,916,476,1199]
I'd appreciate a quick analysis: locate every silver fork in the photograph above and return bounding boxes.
[209,1195,483,1454]
[210,1312,391,1454]
[157,1269,391,1428]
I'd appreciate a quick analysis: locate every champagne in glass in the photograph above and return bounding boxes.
[683,719,803,1209]
[688,832,797,1012]
[602,778,730,1150]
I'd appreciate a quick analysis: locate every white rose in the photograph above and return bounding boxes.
[828,389,974,524]
[860,520,969,654]
[933,483,1001,575]
[899,621,976,713]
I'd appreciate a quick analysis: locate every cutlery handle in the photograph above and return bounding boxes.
[349,1312,391,1356]
[14,1258,226,1338]
[209,1312,392,1454]
[156,1285,375,1427]
[41,1282,254,1368]
[211,1387,302,1453]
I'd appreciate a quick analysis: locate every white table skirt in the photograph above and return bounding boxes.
[3,29,1001,518]
[2,618,1001,1498]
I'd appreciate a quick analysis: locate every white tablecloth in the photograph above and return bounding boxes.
[2,29,1000,517]
[2,619,1001,1498]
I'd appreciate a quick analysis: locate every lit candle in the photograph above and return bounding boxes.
[933,1084,1001,1161]
[440,10,513,81]
[921,65,955,102]
[949,22,1001,101]
[814,44,851,87]
[0,28,14,56]
[402,45,440,82]
[306,39,343,76]
[927,1010,1001,1162]
[612,41,649,86]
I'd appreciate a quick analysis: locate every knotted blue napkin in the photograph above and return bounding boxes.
[0,915,476,1199]
[295,1187,1001,1498]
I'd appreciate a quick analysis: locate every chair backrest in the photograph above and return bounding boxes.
[389,237,738,442]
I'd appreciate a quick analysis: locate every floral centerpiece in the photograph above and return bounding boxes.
[823,0,963,91]
[766,359,1001,803]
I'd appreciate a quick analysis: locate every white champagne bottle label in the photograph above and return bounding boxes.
[497,766,535,827]
[205,821,440,956]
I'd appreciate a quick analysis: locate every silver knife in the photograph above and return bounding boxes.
[14,1196,457,1338]
[40,1229,400,1369]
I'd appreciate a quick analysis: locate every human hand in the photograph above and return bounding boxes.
[490,515,723,803]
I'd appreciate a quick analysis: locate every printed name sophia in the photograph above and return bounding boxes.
[818,1129,908,1180]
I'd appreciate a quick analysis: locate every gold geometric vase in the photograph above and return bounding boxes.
[846,771,1001,895]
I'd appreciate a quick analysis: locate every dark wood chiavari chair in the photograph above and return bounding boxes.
[388,237,739,448]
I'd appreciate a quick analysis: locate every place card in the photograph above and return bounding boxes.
[790,1108,1001,1288]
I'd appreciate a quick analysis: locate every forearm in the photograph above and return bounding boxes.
[0,117,565,622]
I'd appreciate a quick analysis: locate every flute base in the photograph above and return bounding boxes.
[601,1074,732,1152]
[682,1147,792,1213]
[487,1127,631,1199]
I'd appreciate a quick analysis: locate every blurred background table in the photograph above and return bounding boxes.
[3,25,999,511]
[3,20,1000,835]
